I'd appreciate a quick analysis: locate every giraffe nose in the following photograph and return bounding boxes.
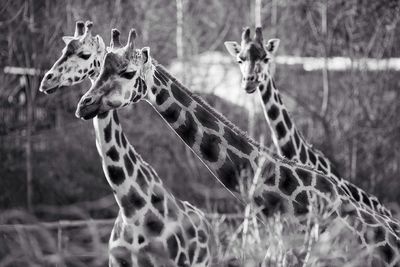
[46,73,53,80]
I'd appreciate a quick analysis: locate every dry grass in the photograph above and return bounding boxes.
[0,203,380,267]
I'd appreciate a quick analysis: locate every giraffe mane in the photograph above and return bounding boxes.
[155,64,263,148]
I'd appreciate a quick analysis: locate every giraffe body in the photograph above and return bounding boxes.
[40,23,216,267]
[76,29,400,266]
[224,27,392,218]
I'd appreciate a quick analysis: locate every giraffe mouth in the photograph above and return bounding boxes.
[75,101,101,120]
[245,87,257,94]
[39,84,59,95]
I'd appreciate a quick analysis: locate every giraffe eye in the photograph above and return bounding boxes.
[120,71,136,80]
[237,59,243,64]
[77,52,91,60]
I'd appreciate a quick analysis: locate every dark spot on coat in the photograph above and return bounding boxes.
[223,126,253,155]
[274,92,279,102]
[120,186,146,217]
[200,133,221,162]
[196,247,208,263]
[156,89,170,105]
[171,83,192,107]
[295,168,313,186]
[319,156,328,168]
[104,120,112,143]
[154,70,168,86]
[379,244,395,263]
[128,149,137,164]
[153,75,161,86]
[216,158,239,191]
[276,121,287,139]
[178,252,188,266]
[281,139,295,159]
[167,235,179,259]
[144,210,164,236]
[107,165,125,185]
[299,144,307,164]
[360,191,372,208]
[194,105,219,131]
[123,154,133,176]
[113,111,120,125]
[106,146,119,162]
[176,112,198,147]
[279,166,300,196]
[130,94,141,103]
[308,150,317,165]
[115,130,121,147]
[267,104,279,121]
[160,103,181,124]
[293,191,309,215]
[262,79,272,102]
[134,77,142,92]
[293,130,300,148]
[151,189,165,216]
[315,175,334,195]
[347,184,360,202]
[197,230,207,243]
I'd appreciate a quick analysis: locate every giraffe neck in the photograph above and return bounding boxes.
[257,76,393,217]
[258,76,336,175]
[143,63,269,192]
[93,110,172,223]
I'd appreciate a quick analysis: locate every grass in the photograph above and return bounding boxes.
[0,201,383,267]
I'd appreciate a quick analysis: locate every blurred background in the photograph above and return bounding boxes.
[0,0,399,266]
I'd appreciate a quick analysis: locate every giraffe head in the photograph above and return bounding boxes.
[39,21,105,94]
[76,28,151,120]
[224,27,280,93]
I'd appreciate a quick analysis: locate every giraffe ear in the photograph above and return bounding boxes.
[62,36,74,44]
[265,39,280,54]
[224,41,241,57]
[141,47,150,64]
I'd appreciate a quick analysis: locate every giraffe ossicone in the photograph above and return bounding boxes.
[40,22,217,267]
[76,28,400,266]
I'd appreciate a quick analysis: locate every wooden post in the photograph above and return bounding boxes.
[4,66,43,213]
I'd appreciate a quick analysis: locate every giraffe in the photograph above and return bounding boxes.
[75,28,400,266]
[39,22,216,267]
[224,27,392,218]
